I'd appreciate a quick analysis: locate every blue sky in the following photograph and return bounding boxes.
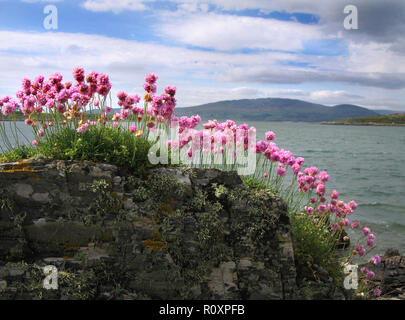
[0,0,404,110]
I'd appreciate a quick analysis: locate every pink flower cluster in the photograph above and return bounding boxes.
[256,136,305,177]
[0,96,19,116]
[15,67,111,119]
[145,74,177,121]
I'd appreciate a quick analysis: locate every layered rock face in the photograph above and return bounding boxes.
[0,159,297,300]
[362,249,405,300]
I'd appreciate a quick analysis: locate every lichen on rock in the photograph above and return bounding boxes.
[0,159,299,300]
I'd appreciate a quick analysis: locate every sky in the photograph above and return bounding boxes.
[0,0,404,111]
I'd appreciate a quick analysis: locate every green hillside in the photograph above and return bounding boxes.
[324,113,405,126]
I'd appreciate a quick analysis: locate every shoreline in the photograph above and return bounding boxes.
[320,122,405,127]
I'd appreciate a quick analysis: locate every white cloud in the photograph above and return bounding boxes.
[158,12,323,51]
[310,90,363,101]
[0,30,404,109]
[82,0,150,13]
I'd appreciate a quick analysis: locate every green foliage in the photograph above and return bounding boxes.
[241,176,276,192]
[37,126,154,175]
[291,212,343,288]
[328,113,405,126]
[0,145,35,163]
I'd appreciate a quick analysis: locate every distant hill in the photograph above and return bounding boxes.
[373,109,402,115]
[322,113,405,126]
[175,98,379,122]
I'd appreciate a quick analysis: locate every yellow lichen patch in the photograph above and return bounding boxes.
[159,203,174,214]
[143,231,166,251]
[1,161,35,173]
[143,239,166,251]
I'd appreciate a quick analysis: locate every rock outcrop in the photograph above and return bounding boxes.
[0,158,297,300]
[361,249,405,300]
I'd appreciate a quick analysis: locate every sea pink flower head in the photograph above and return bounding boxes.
[318,171,330,182]
[348,200,358,211]
[306,206,314,214]
[366,271,375,279]
[295,157,305,166]
[304,166,318,177]
[277,163,287,177]
[32,140,39,147]
[368,233,375,240]
[362,227,371,236]
[373,289,382,297]
[76,123,88,133]
[117,91,128,101]
[73,67,85,83]
[355,244,366,256]
[316,183,326,196]
[318,204,327,213]
[265,131,275,141]
[129,124,137,133]
[291,163,301,175]
[351,221,360,229]
[370,255,381,265]
[330,190,339,200]
[165,86,176,97]
[145,73,158,84]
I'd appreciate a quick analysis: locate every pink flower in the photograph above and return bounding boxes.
[306,206,314,214]
[117,91,128,101]
[330,190,339,200]
[165,86,176,97]
[318,171,330,182]
[366,271,375,279]
[316,183,326,196]
[73,67,85,83]
[362,227,371,236]
[76,123,88,133]
[296,157,305,166]
[348,200,358,211]
[32,140,39,147]
[351,221,360,229]
[373,289,382,297]
[355,244,366,256]
[368,233,375,240]
[265,131,275,141]
[145,73,158,84]
[370,255,381,265]
[318,204,327,213]
[129,124,137,133]
[277,164,286,177]
[367,238,374,247]
[291,163,301,175]
[304,166,318,177]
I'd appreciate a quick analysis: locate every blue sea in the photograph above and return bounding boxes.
[1,120,405,254]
